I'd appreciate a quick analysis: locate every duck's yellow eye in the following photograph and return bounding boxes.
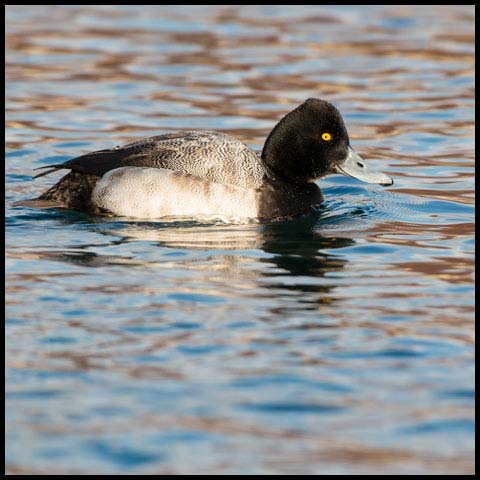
[322,132,332,141]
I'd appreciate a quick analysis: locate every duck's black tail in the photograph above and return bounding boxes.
[32,164,68,179]
[14,171,100,211]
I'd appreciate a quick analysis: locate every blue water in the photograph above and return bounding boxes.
[5,5,475,475]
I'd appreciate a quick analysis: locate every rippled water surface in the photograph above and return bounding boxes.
[5,5,475,475]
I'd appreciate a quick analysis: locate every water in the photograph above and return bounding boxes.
[5,5,475,475]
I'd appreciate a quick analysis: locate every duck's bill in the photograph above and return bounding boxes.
[335,147,393,186]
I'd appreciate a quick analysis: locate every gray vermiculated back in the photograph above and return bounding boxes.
[116,130,266,188]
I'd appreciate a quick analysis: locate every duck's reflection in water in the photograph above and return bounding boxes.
[24,212,354,308]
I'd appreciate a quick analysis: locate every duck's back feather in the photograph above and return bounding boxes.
[35,131,266,188]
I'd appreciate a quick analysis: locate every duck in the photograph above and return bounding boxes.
[19,98,393,221]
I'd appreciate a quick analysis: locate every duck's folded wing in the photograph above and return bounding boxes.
[33,137,173,179]
[33,130,265,188]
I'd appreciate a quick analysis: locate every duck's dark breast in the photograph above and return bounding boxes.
[256,178,324,221]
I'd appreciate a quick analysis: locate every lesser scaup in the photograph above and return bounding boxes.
[20,98,393,220]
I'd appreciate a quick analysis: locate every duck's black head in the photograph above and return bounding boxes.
[261,98,393,186]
